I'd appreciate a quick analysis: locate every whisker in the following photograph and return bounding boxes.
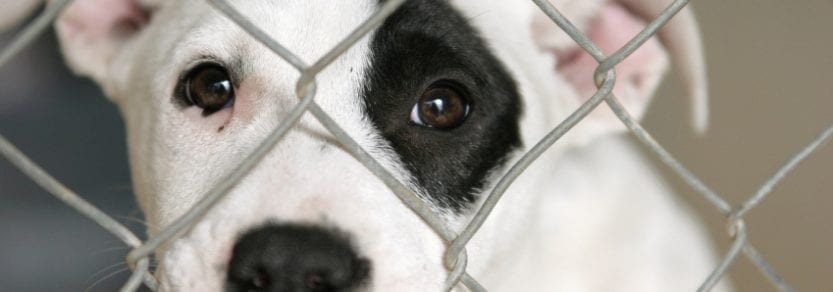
[89,245,130,256]
[85,266,129,292]
[86,262,126,283]
[115,214,151,228]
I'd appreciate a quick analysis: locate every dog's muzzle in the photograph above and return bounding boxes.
[225,223,371,292]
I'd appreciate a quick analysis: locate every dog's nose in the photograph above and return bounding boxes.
[225,223,371,292]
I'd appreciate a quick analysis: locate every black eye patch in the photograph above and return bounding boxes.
[362,0,523,212]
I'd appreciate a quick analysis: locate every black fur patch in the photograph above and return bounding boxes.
[362,0,523,212]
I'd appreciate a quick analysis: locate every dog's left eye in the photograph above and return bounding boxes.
[182,63,235,115]
[410,82,470,129]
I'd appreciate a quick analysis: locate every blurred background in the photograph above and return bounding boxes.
[0,1,831,291]
[647,1,833,291]
[0,27,143,291]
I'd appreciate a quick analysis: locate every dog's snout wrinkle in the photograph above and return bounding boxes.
[226,224,371,292]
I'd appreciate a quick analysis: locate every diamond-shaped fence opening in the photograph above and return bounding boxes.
[1,0,831,291]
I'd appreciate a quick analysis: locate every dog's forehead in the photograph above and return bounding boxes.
[157,0,376,66]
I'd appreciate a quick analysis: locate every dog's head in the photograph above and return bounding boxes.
[52,0,705,290]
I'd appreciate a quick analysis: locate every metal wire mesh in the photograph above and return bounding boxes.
[1,0,831,291]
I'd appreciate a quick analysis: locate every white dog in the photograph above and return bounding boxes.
[5,0,731,291]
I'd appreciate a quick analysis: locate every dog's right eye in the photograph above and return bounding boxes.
[181,64,235,116]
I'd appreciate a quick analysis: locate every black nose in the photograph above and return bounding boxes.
[226,224,371,292]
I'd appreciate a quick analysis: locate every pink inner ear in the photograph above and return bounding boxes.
[61,0,149,40]
[557,3,667,112]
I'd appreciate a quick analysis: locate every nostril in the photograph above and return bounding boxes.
[225,223,371,292]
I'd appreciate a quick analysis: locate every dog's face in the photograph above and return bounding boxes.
[55,0,702,290]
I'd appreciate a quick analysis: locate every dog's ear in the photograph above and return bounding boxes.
[55,0,151,94]
[532,0,708,139]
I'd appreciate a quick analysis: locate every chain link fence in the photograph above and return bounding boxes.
[1,0,831,291]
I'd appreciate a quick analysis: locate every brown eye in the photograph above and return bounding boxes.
[410,82,470,129]
[184,64,235,115]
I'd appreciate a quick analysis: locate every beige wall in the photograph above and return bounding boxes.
[644,1,833,291]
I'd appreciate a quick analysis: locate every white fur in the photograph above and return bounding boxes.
[2,0,730,290]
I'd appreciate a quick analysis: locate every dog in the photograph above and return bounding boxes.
[3,0,731,291]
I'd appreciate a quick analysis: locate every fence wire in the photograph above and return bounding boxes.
[1,0,831,291]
